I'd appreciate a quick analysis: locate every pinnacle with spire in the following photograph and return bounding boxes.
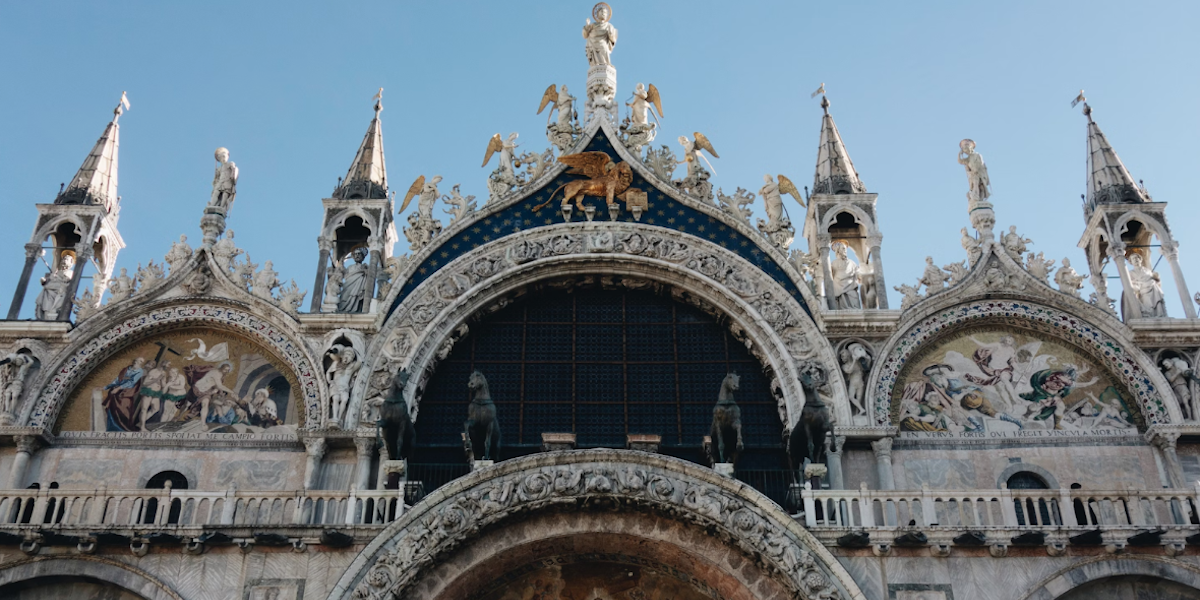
[334,89,388,200]
[1083,101,1147,216]
[56,92,129,213]
[812,94,866,195]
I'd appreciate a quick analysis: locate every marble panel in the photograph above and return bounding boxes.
[216,460,290,489]
[52,458,124,488]
[901,459,976,489]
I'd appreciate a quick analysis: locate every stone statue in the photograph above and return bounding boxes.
[1162,357,1198,421]
[860,262,877,308]
[895,282,923,311]
[1025,252,1055,284]
[1126,252,1167,318]
[209,147,239,212]
[135,261,165,294]
[337,248,370,313]
[957,139,990,202]
[212,230,242,267]
[943,260,969,287]
[325,344,362,427]
[1054,258,1088,297]
[541,84,579,151]
[919,256,948,293]
[481,134,521,202]
[276,280,306,316]
[0,352,35,416]
[708,373,744,464]
[375,369,415,460]
[34,253,74,320]
[757,174,800,249]
[787,363,834,480]
[829,242,862,309]
[252,260,280,301]
[108,267,135,302]
[582,3,617,67]
[376,255,405,299]
[677,133,719,180]
[839,343,871,417]
[323,260,343,307]
[464,370,501,461]
[961,227,981,266]
[164,235,194,272]
[1002,226,1030,262]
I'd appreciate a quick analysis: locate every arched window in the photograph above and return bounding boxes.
[144,471,188,524]
[1007,471,1055,526]
[1006,471,1048,490]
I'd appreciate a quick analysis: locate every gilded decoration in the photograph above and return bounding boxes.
[59,328,300,434]
[891,327,1142,435]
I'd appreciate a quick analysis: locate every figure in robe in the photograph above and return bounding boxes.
[35,254,75,321]
[102,357,146,431]
[337,247,370,313]
[1126,252,1167,318]
[582,4,617,67]
[1019,368,1077,429]
[829,242,862,309]
[176,362,235,425]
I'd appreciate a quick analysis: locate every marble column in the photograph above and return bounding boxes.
[7,244,41,320]
[1149,431,1185,488]
[1162,243,1197,319]
[1108,245,1138,320]
[303,438,328,490]
[868,239,888,309]
[8,435,38,489]
[871,437,896,490]
[825,435,846,490]
[310,237,331,313]
[818,237,835,310]
[354,436,376,491]
[365,237,382,313]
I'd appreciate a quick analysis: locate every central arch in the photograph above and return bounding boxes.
[327,449,865,600]
[356,223,847,431]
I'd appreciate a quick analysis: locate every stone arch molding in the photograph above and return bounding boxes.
[21,299,325,431]
[327,449,866,600]
[1018,556,1200,600]
[0,555,184,600]
[356,222,846,430]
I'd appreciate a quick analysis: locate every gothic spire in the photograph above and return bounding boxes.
[812,95,866,195]
[1083,102,1146,215]
[334,90,388,200]
[56,92,129,213]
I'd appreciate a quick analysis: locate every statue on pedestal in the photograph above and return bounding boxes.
[583,3,617,67]
[481,135,521,202]
[829,242,862,309]
[325,345,362,428]
[1127,252,1167,317]
[957,139,990,203]
[0,352,35,417]
[539,84,579,152]
[1054,258,1088,297]
[209,147,239,212]
[165,235,194,272]
[34,253,74,320]
[337,247,370,313]
[464,370,501,461]
[757,174,800,249]
[401,175,445,251]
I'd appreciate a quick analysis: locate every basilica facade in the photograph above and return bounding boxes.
[1,4,1199,600]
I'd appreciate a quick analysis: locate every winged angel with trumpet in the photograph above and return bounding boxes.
[533,152,635,213]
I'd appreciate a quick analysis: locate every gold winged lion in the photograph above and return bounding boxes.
[533,151,634,212]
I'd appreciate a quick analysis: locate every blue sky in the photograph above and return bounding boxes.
[1,0,1197,316]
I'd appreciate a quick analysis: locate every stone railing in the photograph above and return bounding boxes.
[799,484,1200,554]
[0,486,420,530]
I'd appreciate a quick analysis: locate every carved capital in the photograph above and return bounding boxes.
[1147,430,1180,453]
[1161,241,1180,260]
[317,236,333,252]
[1107,242,1127,259]
[23,243,41,259]
[870,437,893,458]
[14,435,39,454]
[354,436,377,457]
[304,437,328,459]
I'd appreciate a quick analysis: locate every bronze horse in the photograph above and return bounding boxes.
[377,368,415,461]
[708,373,744,464]
[464,371,501,461]
[787,363,835,481]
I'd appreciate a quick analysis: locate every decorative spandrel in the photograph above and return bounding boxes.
[891,328,1142,439]
[59,329,300,435]
[388,129,810,320]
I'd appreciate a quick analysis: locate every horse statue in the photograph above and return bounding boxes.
[464,370,501,461]
[787,362,835,481]
[377,368,415,461]
[708,373,744,464]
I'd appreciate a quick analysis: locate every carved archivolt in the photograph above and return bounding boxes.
[868,299,1174,426]
[330,450,862,600]
[23,302,324,430]
[358,222,847,429]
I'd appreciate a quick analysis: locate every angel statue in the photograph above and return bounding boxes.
[957,139,990,203]
[482,133,521,202]
[676,133,718,201]
[621,83,663,152]
[539,84,578,152]
[757,174,801,249]
[400,175,444,252]
[582,2,617,68]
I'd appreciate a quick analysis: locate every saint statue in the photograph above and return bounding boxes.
[582,3,617,68]
[209,147,239,212]
[1161,357,1197,421]
[920,256,948,292]
[830,241,862,309]
[212,229,242,267]
[1126,252,1167,318]
[108,267,135,302]
[957,139,990,203]
[1054,258,1088,297]
[337,247,370,313]
[252,260,280,301]
[0,352,35,416]
[34,253,75,320]
[165,235,193,272]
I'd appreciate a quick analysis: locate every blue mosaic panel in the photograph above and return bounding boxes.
[388,129,810,321]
